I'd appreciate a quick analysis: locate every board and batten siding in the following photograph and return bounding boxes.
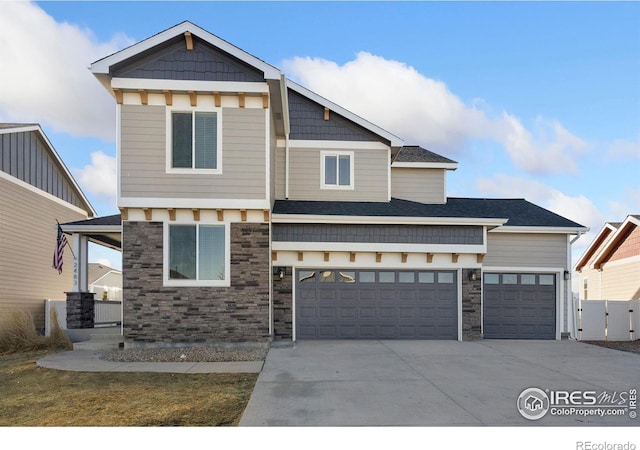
[287,145,388,202]
[120,105,266,200]
[391,168,445,204]
[0,176,88,330]
[484,232,568,269]
[600,258,640,300]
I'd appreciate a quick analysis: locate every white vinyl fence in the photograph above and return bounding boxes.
[576,299,640,341]
[44,298,122,336]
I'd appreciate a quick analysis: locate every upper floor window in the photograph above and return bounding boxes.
[321,151,354,189]
[168,109,222,173]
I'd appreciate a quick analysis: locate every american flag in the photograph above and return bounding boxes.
[52,223,68,274]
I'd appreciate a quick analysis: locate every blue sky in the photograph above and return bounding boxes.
[0,1,639,271]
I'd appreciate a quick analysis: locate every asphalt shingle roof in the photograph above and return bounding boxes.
[273,198,586,228]
[394,146,457,164]
[63,214,121,227]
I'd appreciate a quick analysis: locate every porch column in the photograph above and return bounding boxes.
[72,233,89,292]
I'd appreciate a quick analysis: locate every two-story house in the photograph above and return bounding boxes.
[90,21,587,348]
[0,124,95,330]
[575,215,640,301]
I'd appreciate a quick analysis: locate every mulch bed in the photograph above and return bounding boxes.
[582,340,640,355]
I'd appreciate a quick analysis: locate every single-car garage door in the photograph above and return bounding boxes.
[296,269,458,340]
[483,273,556,339]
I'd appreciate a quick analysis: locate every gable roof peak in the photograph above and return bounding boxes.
[91,20,282,80]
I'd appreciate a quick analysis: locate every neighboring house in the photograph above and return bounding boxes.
[0,124,95,330]
[88,263,122,301]
[89,21,587,347]
[575,215,640,300]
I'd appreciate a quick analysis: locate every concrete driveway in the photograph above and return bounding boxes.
[240,340,639,426]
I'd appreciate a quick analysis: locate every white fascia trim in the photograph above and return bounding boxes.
[591,216,640,267]
[574,223,617,271]
[482,266,566,273]
[287,140,390,150]
[391,162,459,170]
[118,197,271,209]
[272,242,486,254]
[92,21,282,80]
[599,254,640,268]
[286,79,404,148]
[272,214,507,227]
[0,170,91,217]
[490,226,590,234]
[60,225,121,234]
[111,77,269,94]
[0,125,96,217]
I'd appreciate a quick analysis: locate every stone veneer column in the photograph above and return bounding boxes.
[66,292,95,329]
[461,268,482,340]
[272,266,293,340]
[122,221,271,346]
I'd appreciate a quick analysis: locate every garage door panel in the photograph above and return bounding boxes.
[296,269,458,340]
[484,272,556,340]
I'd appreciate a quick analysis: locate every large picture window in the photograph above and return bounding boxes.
[170,110,220,171]
[321,151,354,189]
[166,224,227,285]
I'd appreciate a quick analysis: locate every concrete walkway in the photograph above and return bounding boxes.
[240,340,640,426]
[37,350,264,374]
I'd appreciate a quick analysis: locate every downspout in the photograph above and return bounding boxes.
[280,74,291,199]
[568,231,585,340]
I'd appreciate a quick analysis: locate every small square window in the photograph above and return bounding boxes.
[484,273,499,285]
[437,272,454,284]
[299,271,316,283]
[539,274,555,286]
[502,274,518,285]
[418,272,435,283]
[321,151,353,189]
[359,272,375,283]
[398,272,415,283]
[338,271,356,283]
[521,274,536,285]
[319,271,335,282]
[379,272,395,283]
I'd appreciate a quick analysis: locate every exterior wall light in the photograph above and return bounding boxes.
[278,267,286,280]
[564,270,571,281]
[468,270,478,281]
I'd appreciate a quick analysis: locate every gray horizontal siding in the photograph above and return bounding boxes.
[120,105,266,199]
[288,89,388,143]
[391,168,445,204]
[273,224,483,245]
[484,233,568,268]
[0,130,84,209]
[112,36,264,82]
[287,146,388,202]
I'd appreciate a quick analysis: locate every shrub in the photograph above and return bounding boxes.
[0,309,72,353]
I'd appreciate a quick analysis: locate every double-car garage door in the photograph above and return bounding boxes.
[296,269,458,340]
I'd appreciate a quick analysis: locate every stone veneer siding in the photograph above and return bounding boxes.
[462,268,482,340]
[272,266,293,340]
[122,221,270,346]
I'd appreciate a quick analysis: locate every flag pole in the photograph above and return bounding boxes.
[56,219,76,258]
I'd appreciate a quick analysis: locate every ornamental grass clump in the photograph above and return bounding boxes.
[0,309,72,353]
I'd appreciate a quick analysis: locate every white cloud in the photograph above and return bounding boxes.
[284,52,588,175]
[74,151,117,198]
[476,174,605,265]
[0,2,133,140]
[606,136,640,161]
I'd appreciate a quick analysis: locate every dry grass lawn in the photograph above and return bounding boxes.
[0,351,258,426]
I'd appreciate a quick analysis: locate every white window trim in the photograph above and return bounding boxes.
[320,150,354,190]
[163,221,230,287]
[166,105,223,174]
